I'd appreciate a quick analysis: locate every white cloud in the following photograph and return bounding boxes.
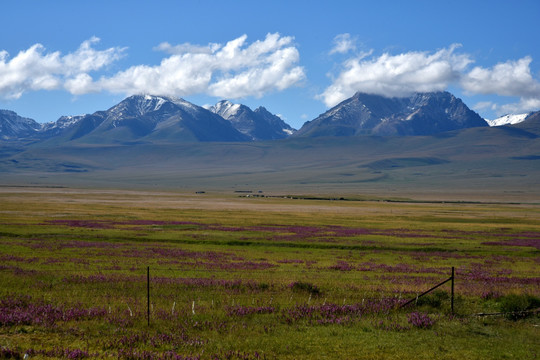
[93,33,305,99]
[482,97,540,116]
[329,33,357,55]
[503,98,540,114]
[461,57,540,99]
[0,34,304,101]
[0,38,125,99]
[64,73,98,95]
[320,44,472,107]
[63,37,126,74]
[472,101,495,112]
[155,41,221,55]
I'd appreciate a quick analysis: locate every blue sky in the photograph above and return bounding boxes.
[1,0,539,129]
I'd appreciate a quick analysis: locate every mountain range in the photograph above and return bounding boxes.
[1,91,537,144]
[0,95,297,144]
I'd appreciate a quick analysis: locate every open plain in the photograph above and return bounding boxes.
[0,186,539,359]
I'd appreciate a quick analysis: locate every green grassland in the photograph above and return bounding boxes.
[0,188,539,359]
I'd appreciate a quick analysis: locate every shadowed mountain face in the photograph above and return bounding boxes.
[208,100,295,140]
[515,110,540,133]
[294,91,488,137]
[0,110,42,140]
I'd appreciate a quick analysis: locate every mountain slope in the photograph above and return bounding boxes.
[208,100,295,140]
[0,110,41,140]
[512,110,540,135]
[295,91,488,137]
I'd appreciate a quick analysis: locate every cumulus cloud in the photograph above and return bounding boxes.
[93,33,305,99]
[329,33,357,55]
[476,97,540,116]
[320,44,472,107]
[0,33,304,101]
[461,57,540,98]
[321,41,540,115]
[0,37,125,99]
[498,98,540,115]
[154,41,221,55]
[64,73,99,95]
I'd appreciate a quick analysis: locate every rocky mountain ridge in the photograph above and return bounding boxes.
[0,110,42,140]
[208,100,295,140]
[294,92,489,137]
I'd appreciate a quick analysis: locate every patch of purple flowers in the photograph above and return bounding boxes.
[117,349,201,360]
[225,305,276,317]
[407,311,435,329]
[26,347,91,359]
[0,295,108,327]
[328,260,355,271]
[281,298,402,325]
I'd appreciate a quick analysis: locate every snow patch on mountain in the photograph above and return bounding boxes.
[170,97,200,114]
[132,95,169,115]
[485,113,529,127]
[283,128,294,135]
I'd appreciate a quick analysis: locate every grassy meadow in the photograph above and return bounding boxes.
[0,187,539,359]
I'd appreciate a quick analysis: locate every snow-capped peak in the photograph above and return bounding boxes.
[485,113,529,127]
[109,95,201,119]
[208,100,243,120]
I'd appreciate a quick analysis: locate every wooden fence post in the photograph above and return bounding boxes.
[147,266,150,326]
[451,266,454,315]
[400,266,456,313]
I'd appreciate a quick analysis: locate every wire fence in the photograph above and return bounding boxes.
[3,264,539,327]
[0,265,459,326]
